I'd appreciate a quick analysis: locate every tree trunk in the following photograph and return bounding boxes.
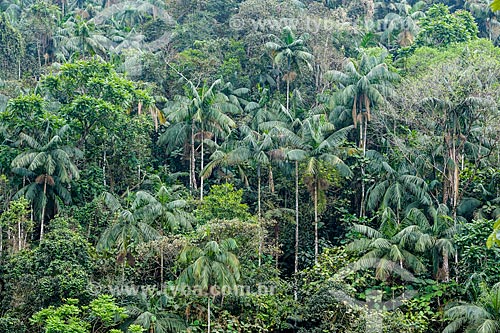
[207,297,211,333]
[191,120,197,190]
[40,176,48,241]
[160,246,164,291]
[258,165,262,267]
[294,161,299,301]
[286,79,290,115]
[359,117,366,217]
[442,251,449,282]
[18,219,22,252]
[314,176,319,265]
[103,150,107,187]
[269,165,275,193]
[200,130,204,201]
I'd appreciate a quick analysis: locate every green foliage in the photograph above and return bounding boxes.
[0,13,24,78]
[455,219,500,284]
[196,184,251,223]
[31,295,127,333]
[2,218,94,313]
[415,4,478,48]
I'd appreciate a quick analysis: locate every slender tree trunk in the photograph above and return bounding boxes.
[359,116,366,217]
[200,130,204,201]
[18,219,21,251]
[103,150,107,187]
[314,177,319,265]
[40,176,48,241]
[122,260,126,284]
[160,246,164,291]
[258,165,262,267]
[451,136,459,281]
[294,161,299,301]
[207,297,211,333]
[269,165,275,193]
[286,79,290,115]
[443,251,449,282]
[191,120,197,190]
[275,221,279,269]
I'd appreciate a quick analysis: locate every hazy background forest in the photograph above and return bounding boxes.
[1,0,500,332]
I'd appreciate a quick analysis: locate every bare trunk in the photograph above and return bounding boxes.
[294,161,299,301]
[269,166,275,193]
[359,117,366,217]
[314,177,319,265]
[258,165,262,267]
[443,252,450,282]
[200,130,204,201]
[207,297,211,333]
[40,176,48,241]
[191,120,197,190]
[160,246,164,291]
[18,219,21,251]
[286,79,290,115]
[103,150,107,187]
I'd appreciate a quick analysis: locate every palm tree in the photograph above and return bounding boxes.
[177,238,240,333]
[288,114,352,264]
[97,192,160,282]
[132,178,194,285]
[261,90,303,300]
[366,159,432,220]
[265,26,313,114]
[420,96,495,219]
[133,176,194,233]
[11,125,80,240]
[161,79,237,200]
[346,208,426,280]
[406,206,456,282]
[379,0,424,47]
[238,125,276,266]
[54,16,111,60]
[443,282,500,333]
[327,52,398,216]
[126,293,186,333]
[467,0,500,41]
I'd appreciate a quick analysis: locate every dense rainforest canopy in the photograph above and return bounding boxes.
[1,0,500,332]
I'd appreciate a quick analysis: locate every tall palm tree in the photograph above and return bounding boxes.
[239,125,276,266]
[420,96,495,219]
[177,238,240,333]
[327,52,398,216]
[443,282,500,333]
[97,192,160,282]
[261,90,303,300]
[265,26,313,114]
[347,208,426,280]
[11,125,80,240]
[161,79,237,200]
[126,293,186,333]
[287,114,352,264]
